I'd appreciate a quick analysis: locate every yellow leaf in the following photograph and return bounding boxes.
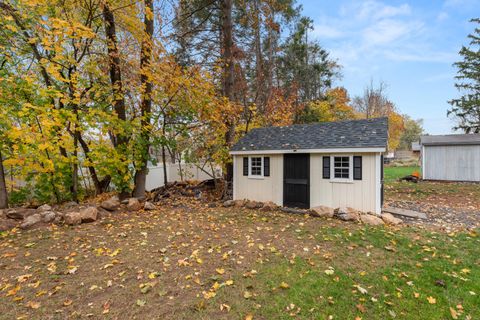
[245,314,254,320]
[450,307,458,319]
[216,268,225,275]
[243,291,252,299]
[427,296,436,304]
[26,301,41,309]
[279,282,290,289]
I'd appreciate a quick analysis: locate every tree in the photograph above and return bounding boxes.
[399,117,424,150]
[296,87,357,123]
[448,18,480,133]
[353,81,405,150]
[0,150,7,209]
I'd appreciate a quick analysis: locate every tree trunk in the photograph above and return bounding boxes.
[221,0,235,183]
[0,149,8,209]
[133,0,154,198]
[162,145,168,187]
[103,2,130,200]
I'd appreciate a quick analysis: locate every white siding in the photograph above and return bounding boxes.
[233,152,381,213]
[233,154,283,205]
[423,145,480,181]
[146,163,221,191]
[310,153,379,214]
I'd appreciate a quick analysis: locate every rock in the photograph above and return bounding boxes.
[208,203,217,208]
[37,204,52,212]
[245,201,263,209]
[63,201,78,209]
[261,201,278,211]
[126,198,142,211]
[311,205,335,218]
[234,200,247,207]
[42,211,56,223]
[53,216,63,225]
[64,212,82,226]
[6,208,37,220]
[80,207,98,223]
[0,209,5,218]
[222,200,235,207]
[335,207,360,222]
[381,212,403,225]
[144,201,156,211]
[20,214,42,229]
[280,207,309,215]
[360,214,385,226]
[0,219,17,232]
[100,197,120,211]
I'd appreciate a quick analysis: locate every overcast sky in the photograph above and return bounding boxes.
[299,0,479,134]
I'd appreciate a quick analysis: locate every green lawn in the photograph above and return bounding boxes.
[384,166,421,183]
[207,226,480,320]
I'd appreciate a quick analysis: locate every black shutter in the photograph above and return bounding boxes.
[243,157,248,176]
[322,156,330,179]
[264,157,270,176]
[353,156,362,180]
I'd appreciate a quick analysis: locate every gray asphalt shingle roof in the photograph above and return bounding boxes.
[420,134,480,146]
[231,117,388,152]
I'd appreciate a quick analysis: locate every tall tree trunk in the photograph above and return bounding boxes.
[133,0,154,198]
[0,149,8,209]
[103,2,130,200]
[221,0,235,183]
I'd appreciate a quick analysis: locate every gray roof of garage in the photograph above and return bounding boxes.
[421,134,480,146]
[231,117,388,151]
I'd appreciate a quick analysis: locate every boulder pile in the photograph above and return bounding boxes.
[0,196,160,232]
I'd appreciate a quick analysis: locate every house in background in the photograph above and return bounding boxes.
[420,134,480,182]
[230,118,389,215]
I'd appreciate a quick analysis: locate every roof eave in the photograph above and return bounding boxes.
[230,147,386,155]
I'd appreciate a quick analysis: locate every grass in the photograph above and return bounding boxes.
[384,166,421,183]
[2,202,478,319]
[384,166,480,208]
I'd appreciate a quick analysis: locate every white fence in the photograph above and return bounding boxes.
[145,163,222,191]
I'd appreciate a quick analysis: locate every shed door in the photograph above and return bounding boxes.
[283,154,310,208]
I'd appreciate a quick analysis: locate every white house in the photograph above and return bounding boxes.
[230,118,389,215]
[420,134,480,182]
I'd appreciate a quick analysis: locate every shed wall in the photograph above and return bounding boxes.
[233,152,380,213]
[423,145,480,181]
[310,153,378,213]
[233,154,284,205]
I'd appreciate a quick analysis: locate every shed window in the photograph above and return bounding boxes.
[250,157,263,176]
[333,156,350,179]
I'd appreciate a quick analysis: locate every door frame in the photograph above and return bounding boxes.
[283,153,310,209]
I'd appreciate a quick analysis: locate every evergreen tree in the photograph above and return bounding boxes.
[448,18,480,133]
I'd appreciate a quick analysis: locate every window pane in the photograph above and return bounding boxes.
[333,156,350,179]
[250,157,262,176]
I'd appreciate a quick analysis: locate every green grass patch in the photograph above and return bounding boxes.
[384,166,421,183]
[214,227,480,320]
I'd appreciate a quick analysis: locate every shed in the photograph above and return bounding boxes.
[230,118,389,214]
[420,134,480,182]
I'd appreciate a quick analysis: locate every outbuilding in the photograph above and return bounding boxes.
[420,134,480,182]
[230,118,388,215]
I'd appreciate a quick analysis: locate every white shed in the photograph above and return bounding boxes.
[230,118,388,215]
[420,134,480,182]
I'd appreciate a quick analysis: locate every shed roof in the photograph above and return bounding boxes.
[420,134,480,146]
[231,117,388,152]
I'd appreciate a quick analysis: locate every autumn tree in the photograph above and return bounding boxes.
[448,18,480,133]
[353,81,405,150]
[399,116,424,150]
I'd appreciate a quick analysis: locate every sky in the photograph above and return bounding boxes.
[298,0,479,134]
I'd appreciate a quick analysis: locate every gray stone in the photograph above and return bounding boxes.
[42,211,56,223]
[100,197,120,211]
[127,198,142,211]
[311,205,335,218]
[335,207,360,222]
[261,201,278,211]
[6,208,37,220]
[20,214,42,229]
[381,212,403,225]
[80,207,98,223]
[222,200,235,207]
[64,212,82,226]
[245,201,263,209]
[360,214,384,226]
[0,219,17,232]
[37,204,52,212]
[143,201,156,211]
